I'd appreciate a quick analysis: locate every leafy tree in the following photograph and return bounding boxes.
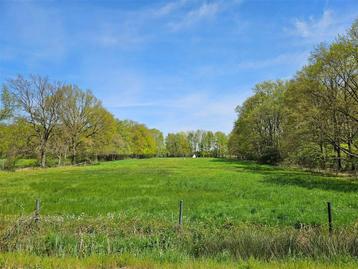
[86,108,117,162]
[201,131,214,157]
[49,126,70,166]
[165,132,191,157]
[187,131,199,155]
[59,85,110,164]
[0,86,14,121]
[213,131,228,157]
[150,128,166,157]
[130,123,157,156]
[229,80,286,164]
[229,19,358,171]
[0,119,35,169]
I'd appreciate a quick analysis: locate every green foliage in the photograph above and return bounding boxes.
[0,86,15,121]
[151,128,166,157]
[1,78,167,166]
[131,123,157,156]
[229,20,358,171]
[0,119,36,170]
[166,130,228,157]
[111,120,163,158]
[259,146,281,164]
[166,132,191,157]
[213,131,228,157]
[229,80,286,163]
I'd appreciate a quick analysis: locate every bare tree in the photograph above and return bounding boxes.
[7,75,62,167]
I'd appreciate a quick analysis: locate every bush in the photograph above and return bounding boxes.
[3,151,17,171]
[293,144,324,169]
[259,147,281,164]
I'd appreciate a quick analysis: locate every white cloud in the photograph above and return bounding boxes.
[95,24,148,49]
[154,92,247,134]
[293,10,335,40]
[105,91,249,134]
[154,0,189,17]
[290,9,357,43]
[168,2,221,31]
[192,51,310,79]
[236,51,310,70]
[294,10,333,38]
[109,102,158,108]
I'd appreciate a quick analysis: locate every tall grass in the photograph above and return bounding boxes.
[0,215,357,261]
[0,253,356,269]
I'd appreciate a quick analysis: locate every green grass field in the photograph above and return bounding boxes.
[1,158,357,225]
[0,158,357,268]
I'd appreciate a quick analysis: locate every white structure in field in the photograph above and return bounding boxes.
[192,154,197,158]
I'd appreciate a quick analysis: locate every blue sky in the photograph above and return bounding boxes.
[0,0,357,134]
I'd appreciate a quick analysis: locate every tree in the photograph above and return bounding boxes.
[189,130,204,156]
[130,123,157,157]
[281,78,329,169]
[229,80,286,164]
[229,19,358,171]
[0,86,14,121]
[59,85,110,164]
[88,108,117,161]
[0,118,36,169]
[49,126,70,166]
[165,133,178,157]
[300,36,358,170]
[201,131,214,157]
[213,131,228,157]
[177,132,191,157]
[187,131,198,155]
[165,132,190,157]
[150,128,165,157]
[115,120,135,155]
[6,75,62,167]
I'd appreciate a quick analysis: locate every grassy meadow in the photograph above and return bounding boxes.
[0,158,357,268]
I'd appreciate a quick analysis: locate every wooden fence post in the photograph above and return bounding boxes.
[34,199,40,223]
[178,200,183,226]
[327,202,333,235]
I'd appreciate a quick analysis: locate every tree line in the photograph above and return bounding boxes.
[166,130,228,157]
[0,77,226,169]
[228,20,358,172]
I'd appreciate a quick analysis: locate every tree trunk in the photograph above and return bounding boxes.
[71,145,76,165]
[347,139,355,171]
[71,152,76,165]
[336,145,342,171]
[319,142,324,169]
[57,155,62,166]
[71,139,77,165]
[40,148,46,168]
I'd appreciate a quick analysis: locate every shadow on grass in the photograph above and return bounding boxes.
[210,158,289,173]
[210,158,358,193]
[262,174,358,193]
